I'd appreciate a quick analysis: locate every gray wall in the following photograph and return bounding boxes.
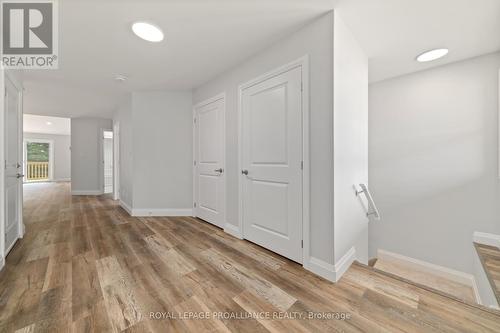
[24,132,71,181]
[113,92,193,210]
[132,91,193,210]
[369,52,500,274]
[194,12,335,264]
[333,12,369,264]
[71,117,112,194]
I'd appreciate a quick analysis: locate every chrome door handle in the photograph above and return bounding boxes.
[16,173,24,179]
[214,168,223,174]
[241,169,248,175]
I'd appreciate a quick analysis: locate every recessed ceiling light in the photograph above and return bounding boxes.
[114,75,128,82]
[416,48,449,62]
[46,121,52,125]
[132,22,164,42]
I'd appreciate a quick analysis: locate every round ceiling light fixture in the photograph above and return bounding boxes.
[132,22,164,42]
[416,48,449,62]
[46,121,52,125]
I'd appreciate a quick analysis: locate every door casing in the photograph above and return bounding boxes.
[238,56,310,264]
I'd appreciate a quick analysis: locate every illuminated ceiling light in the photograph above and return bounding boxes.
[132,22,164,42]
[416,48,449,62]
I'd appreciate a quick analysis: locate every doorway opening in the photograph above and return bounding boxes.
[23,139,54,182]
[103,130,114,194]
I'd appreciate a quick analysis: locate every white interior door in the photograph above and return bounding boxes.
[194,96,225,227]
[103,131,113,194]
[4,77,22,254]
[241,66,303,263]
[113,122,120,200]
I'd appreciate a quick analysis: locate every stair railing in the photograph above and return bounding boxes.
[355,183,381,220]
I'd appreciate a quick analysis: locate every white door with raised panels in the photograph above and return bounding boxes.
[241,66,303,263]
[4,76,23,255]
[194,95,225,228]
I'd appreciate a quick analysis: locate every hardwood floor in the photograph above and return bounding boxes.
[475,242,500,305]
[373,257,476,303]
[1,182,499,332]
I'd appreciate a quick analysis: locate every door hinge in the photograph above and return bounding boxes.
[301,82,303,92]
[300,161,303,170]
[301,240,303,248]
[193,118,196,124]
[193,202,197,208]
[194,160,196,166]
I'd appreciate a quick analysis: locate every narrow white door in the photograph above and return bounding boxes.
[241,66,303,263]
[103,131,113,194]
[4,77,22,254]
[194,96,225,227]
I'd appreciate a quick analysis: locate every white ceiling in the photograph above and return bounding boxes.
[24,114,71,135]
[22,0,338,119]
[336,0,500,83]
[21,0,500,119]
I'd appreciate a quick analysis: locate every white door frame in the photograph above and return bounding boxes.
[113,121,120,200]
[192,92,226,227]
[23,138,55,182]
[0,70,24,270]
[237,56,310,263]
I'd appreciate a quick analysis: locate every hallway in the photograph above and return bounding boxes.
[0,183,499,332]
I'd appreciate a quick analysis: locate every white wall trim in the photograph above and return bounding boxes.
[71,190,103,195]
[497,68,500,179]
[237,55,310,265]
[130,208,193,217]
[377,249,481,303]
[473,231,500,248]
[119,199,133,215]
[53,178,71,182]
[224,223,243,239]
[0,257,4,272]
[305,247,356,282]
[23,178,70,184]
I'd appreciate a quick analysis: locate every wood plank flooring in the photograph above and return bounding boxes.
[475,242,500,305]
[0,182,499,332]
[374,257,476,303]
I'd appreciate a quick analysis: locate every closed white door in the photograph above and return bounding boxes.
[241,66,303,263]
[103,132,113,194]
[4,77,22,254]
[194,96,225,227]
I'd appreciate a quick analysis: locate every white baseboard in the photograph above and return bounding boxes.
[119,199,133,215]
[53,178,71,182]
[305,247,356,283]
[473,232,500,248]
[71,190,103,195]
[0,257,5,272]
[377,249,481,303]
[131,208,193,217]
[224,223,243,239]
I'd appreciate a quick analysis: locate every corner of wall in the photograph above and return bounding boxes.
[305,247,356,283]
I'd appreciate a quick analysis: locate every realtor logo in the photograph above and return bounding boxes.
[1,0,58,69]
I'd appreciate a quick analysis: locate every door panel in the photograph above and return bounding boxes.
[194,97,225,227]
[241,66,303,263]
[4,77,21,254]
